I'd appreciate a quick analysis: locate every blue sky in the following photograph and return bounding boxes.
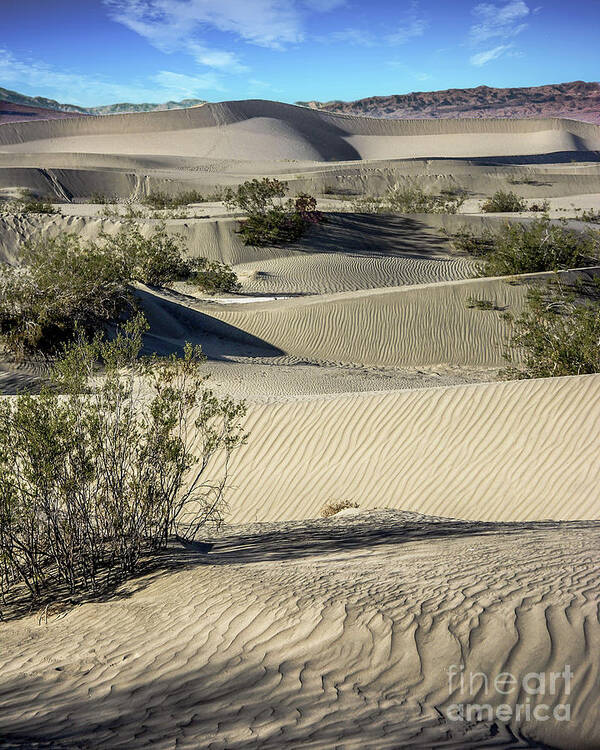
[1,0,598,106]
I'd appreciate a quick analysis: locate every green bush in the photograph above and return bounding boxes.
[503,278,600,378]
[103,223,191,285]
[90,192,112,205]
[476,218,599,277]
[0,233,132,355]
[223,178,323,246]
[386,182,465,214]
[580,209,600,224]
[0,191,57,215]
[21,199,56,214]
[529,200,551,213]
[191,259,241,294]
[352,181,465,215]
[481,191,527,213]
[465,296,496,310]
[0,315,246,607]
[0,224,242,353]
[446,227,495,257]
[142,190,213,209]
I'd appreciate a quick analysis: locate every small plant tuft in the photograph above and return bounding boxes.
[465,296,496,310]
[320,500,360,518]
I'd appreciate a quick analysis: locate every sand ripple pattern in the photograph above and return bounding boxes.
[1,512,599,748]
[212,374,600,524]
[201,268,600,369]
[237,253,478,295]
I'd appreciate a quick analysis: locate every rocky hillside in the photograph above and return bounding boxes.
[0,87,205,118]
[297,81,600,124]
[0,100,84,124]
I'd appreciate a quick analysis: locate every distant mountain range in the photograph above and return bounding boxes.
[1,81,599,125]
[0,86,205,121]
[297,81,600,125]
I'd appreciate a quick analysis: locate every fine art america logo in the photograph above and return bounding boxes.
[445,664,573,723]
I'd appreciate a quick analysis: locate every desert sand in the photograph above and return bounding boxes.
[1,102,599,749]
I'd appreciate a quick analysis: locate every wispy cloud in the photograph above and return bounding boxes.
[470,0,530,45]
[468,1,530,65]
[303,0,346,10]
[470,43,513,66]
[246,77,284,96]
[152,70,225,94]
[0,48,224,106]
[104,0,304,63]
[322,1,427,48]
[387,60,432,83]
[327,28,376,46]
[386,2,428,45]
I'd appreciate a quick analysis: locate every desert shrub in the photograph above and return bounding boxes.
[142,190,211,209]
[320,500,360,518]
[353,181,465,215]
[223,179,324,246]
[481,191,527,213]
[21,198,56,214]
[580,209,600,224]
[103,223,191,285]
[223,178,287,215]
[446,227,495,257]
[528,200,550,212]
[191,259,240,294]
[0,234,132,355]
[0,315,246,607]
[477,218,600,277]
[465,296,496,310]
[350,195,386,213]
[90,192,112,204]
[0,191,57,215]
[508,177,541,186]
[0,225,219,353]
[21,189,57,214]
[503,278,600,378]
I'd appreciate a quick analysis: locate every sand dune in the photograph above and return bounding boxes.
[1,100,599,161]
[208,374,600,524]
[1,510,598,748]
[0,210,476,279]
[2,97,600,750]
[0,214,251,265]
[194,268,600,369]
[2,153,600,205]
[237,253,477,295]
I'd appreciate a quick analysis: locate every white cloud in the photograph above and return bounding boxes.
[0,48,224,106]
[185,42,247,72]
[321,2,427,48]
[104,0,304,57]
[386,2,428,45]
[470,1,529,44]
[152,70,225,94]
[470,43,513,65]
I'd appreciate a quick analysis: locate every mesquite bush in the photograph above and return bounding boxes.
[0,315,246,606]
[223,178,324,246]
